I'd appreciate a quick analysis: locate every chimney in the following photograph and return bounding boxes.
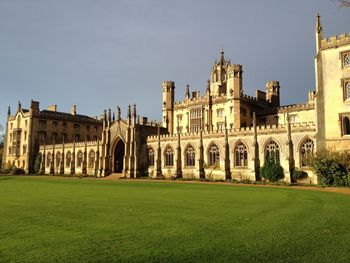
[71,105,77,116]
[47,105,57,112]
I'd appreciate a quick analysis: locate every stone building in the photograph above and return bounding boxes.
[3,15,350,183]
[2,101,102,173]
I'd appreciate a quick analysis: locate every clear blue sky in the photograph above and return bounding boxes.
[0,0,349,127]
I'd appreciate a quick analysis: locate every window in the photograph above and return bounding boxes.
[164,147,174,167]
[39,120,46,128]
[38,132,46,141]
[177,114,183,122]
[52,121,58,128]
[52,133,58,142]
[25,120,28,127]
[56,152,61,167]
[24,132,27,140]
[47,152,52,167]
[63,122,67,128]
[148,148,155,167]
[66,152,72,167]
[88,151,95,168]
[10,133,12,142]
[185,145,195,167]
[94,126,98,132]
[77,151,83,167]
[62,133,67,142]
[208,143,220,166]
[343,116,350,135]
[74,134,80,141]
[289,114,297,123]
[217,122,224,131]
[241,107,247,117]
[86,135,91,141]
[230,106,233,114]
[22,145,27,155]
[265,140,280,163]
[10,123,13,129]
[217,108,224,117]
[234,142,248,167]
[344,81,350,101]
[74,124,80,132]
[344,53,350,67]
[300,138,314,167]
[86,125,90,131]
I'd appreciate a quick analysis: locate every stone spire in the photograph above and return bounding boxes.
[175,120,182,179]
[224,117,231,180]
[316,13,323,34]
[7,106,11,117]
[220,45,225,63]
[156,125,162,178]
[127,104,131,125]
[108,108,112,124]
[117,106,121,121]
[199,120,205,179]
[185,84,190,100]
[112,112,115,122]
[18,100,21,111]
[132,104,137,124]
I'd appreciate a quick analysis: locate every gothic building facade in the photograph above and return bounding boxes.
[2,15,350,183]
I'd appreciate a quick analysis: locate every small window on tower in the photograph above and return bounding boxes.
[344,53,350,67]
[344,80,350,101]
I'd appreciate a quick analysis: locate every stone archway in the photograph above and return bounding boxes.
[113,140,125,173]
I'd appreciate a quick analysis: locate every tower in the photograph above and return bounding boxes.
[266,81,280,107]
[162,80,175,134]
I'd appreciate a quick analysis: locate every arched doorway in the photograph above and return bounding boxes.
[114,140,125,173]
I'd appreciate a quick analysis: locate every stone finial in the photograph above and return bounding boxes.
[108,108,112,122]
[18,100,21,111]
[7,106,11,117]
[127,105,131,120]
[185,84,190,99]
[117,106,121,121]
[133,104,137,118]
[316,13,322,34]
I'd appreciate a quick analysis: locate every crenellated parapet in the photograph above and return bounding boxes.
[320,32,350,50]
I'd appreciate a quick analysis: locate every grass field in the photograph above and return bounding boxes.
[0,176,350,263]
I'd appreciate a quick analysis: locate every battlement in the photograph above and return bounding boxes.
[320,32,350,50]
[162,80,175,88]
[227,64,243,72]
[146,121,316,142]
[277,102,314,113]
[39,140,101,151]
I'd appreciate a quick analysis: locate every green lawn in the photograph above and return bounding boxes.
[0,177,350,263]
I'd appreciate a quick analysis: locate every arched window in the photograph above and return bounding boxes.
[77,151,83,167]
[148,148,155,167]
[345,82,350,100]
[300,138,314,167]
[344,54,350,67]
[66,152,72,167]
[344,116,350,135]
[164,147,174,167]
[56,152,61,167]
[265,140,280,163]
[46,152,52,167]
[88,151,95,168]
[208,143,220,166]
[185,145,195,167]
[234,142,248,167]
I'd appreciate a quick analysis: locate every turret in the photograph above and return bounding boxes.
[316,13,323,54]
[162,80,175,134]
[266,81,280,107]
[227,64,243,98]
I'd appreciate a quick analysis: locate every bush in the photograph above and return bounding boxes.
[310,151,349,186]
[292,170,308,181]
[9,167,25,175]
[260,157,284,182]
[34,154,42,174]
[1,163,14,174]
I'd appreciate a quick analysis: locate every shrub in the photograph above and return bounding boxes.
[9,167,25,175]
[34,154,42,174]
[260,157,284,182]
[1,163,14,174]
[292,170,308,181]
[310,152,349,186]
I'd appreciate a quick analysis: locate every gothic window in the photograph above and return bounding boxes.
[344,53,350,67]
[300,138,314,167]
[208,143,220,166]
[234,142,248,167]
[47,152,52,167]
[164,147,174,167]
[56,152,61,167]
[77,151,83,167]
[88,151,95,168]
[66,152,72,167]
[185,145,196,167]
[343,116,350,135]
[345,81,350,101]
[265,139,280,163]
[148,148,155,167]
